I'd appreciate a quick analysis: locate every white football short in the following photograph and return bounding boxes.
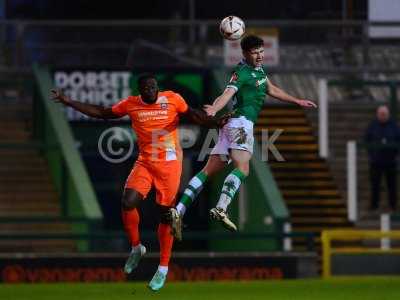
[210,116,254,155]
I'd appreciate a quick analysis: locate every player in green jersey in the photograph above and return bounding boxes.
[169,35,317,240]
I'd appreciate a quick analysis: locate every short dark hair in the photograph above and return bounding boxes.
[137,73,156,86]
[240,35,264,52]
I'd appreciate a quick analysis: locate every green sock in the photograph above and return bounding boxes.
[177,171,208,216]
[216,168,246,211]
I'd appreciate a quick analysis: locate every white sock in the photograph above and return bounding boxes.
[216,172,243,211]
[158,265,168,275]
[216,194,231,212]
[176,202,186,216]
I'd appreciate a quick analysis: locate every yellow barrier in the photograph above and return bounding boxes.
[321,230,400,278]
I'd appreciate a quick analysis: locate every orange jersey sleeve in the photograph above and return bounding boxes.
[173,92,189,114]
[112,97,131,117]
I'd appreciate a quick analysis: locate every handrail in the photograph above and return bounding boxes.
[321,229,400,278]
[33,64,102,219]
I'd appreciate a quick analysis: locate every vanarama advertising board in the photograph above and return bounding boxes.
[0,253,317,283]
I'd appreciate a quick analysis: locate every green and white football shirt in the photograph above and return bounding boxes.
[226,60,269,123]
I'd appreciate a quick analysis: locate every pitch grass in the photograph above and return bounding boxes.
[0,277,399,300]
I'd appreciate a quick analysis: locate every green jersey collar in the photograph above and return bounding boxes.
[240,59,264,72]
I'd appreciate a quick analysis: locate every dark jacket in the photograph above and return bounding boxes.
[364,118,400,166]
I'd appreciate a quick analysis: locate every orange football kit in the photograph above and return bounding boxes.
[112,90,188,205]
[112,90,188,267]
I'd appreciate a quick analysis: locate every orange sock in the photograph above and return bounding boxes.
[158,223,174,266]
[122,209,140,247]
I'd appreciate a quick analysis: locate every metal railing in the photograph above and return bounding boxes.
[0,19,400,72]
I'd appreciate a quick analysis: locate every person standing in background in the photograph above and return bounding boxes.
[365,105,400,213]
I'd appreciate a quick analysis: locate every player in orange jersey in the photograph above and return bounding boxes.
[51,73,229,291]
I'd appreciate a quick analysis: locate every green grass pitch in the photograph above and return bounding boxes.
[0,277,399,300]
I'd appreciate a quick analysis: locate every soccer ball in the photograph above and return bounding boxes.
[219,16,245,41]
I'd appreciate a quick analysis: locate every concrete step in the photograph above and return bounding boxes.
[0,121,32,129]
[255,127,312,134]
[273,154,324,162]
[286,199,345,207]
[0,210,60,217]
[0,173,51,181]
[292,217,350,225]
[262,105,350,244]
[274,144,318,151]
[283,190,340,197]
[267,157,325,163]
[0,201,59,209]
[278,181,337,189]
[0,169,50,177]
[270,162,328,169]
[291,207,348,216]
[274,172,333,179]
[257,118,308,125]
[255,134,315,142]
[0,194,58,204]
[259,109,305,117]
[329,128,370,136]
[0,222,71,234]
[0,130,32,138]
[328,156,369,163]
[327,104,378,111]
[291,225,352,233]
[0,161,49,170]
[0,194,58,203]
[0,240,77,253]
[272,167,332,175]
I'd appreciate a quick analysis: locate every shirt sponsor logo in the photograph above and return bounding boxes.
[137,110,168,122]
[255,77,268,87]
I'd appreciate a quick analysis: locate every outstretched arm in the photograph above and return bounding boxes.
[50,89,120,119]
[183,107,232,128]
[267,82,317,108]
[203,87,236,116]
